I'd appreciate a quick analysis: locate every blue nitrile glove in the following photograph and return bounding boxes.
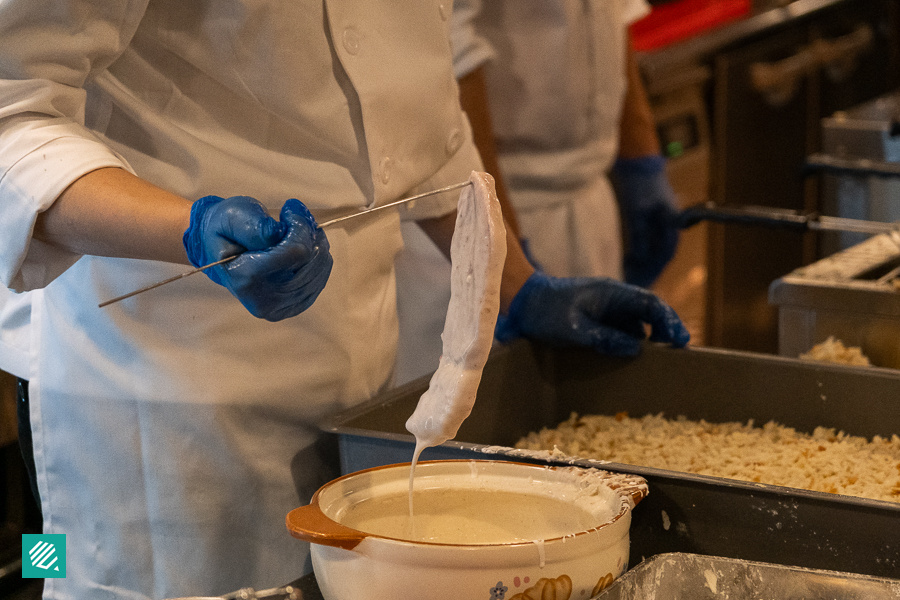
[183,195,333,321]
[612,155,680,288]
[495,272,690,357]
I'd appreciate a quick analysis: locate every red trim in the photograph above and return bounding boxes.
[631,0,751,52]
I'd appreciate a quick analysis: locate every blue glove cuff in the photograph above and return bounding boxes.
[183,195,226,269]
[612,154,666,177]
[495,271,551,343]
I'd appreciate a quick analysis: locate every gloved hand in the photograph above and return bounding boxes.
[183,195,333,321]
[495,272,690,357]
[612,155,680,288]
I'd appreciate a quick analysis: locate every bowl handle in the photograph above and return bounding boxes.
[286,504,368,551]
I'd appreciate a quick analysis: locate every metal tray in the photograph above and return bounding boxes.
[593,553,900,599]
[324,340,900,578]
[770,232,900,368]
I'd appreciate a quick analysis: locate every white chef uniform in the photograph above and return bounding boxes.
[394,0,495,385]
[394,0,649,384]
[0,1,480,599]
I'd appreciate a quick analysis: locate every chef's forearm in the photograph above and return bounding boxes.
[498,226,534,312]
[617,41,660,160]
[34,167,193,265]
[417,211,533,313]
[457,67,521,238]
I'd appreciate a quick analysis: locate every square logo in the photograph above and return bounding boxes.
[22,534,66,578]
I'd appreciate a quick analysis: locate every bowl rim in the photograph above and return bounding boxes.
[287,459,646,550]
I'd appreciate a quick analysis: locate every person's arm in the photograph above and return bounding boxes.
[416,209,533,312]
[617,43,660,160]
[419,65,533,311]
[420,203,689,356]
[34,166,333,321]
[33,167,193,264]
[457,66,521,239]
[419,47,687,355]
[613,38,680,289]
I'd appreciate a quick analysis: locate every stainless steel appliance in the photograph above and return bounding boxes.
[640,0,900,353]
[770,232,900,368]
[768,91,900,367]
[810,90,900,257]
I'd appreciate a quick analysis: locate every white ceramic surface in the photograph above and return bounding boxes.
[287,460,648,600]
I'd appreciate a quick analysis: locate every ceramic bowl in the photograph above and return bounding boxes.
[286,460,648,600]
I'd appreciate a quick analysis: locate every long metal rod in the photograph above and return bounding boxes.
[98,181,472,308]
[811,215,900,236]
[317,180,471,227]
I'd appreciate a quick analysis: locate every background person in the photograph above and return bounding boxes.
[395,0,681,384]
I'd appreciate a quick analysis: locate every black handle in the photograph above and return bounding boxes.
[805,154,900,179]
[678,203,812,231]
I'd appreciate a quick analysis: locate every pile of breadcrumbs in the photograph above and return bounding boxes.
[516,412,900,503]
[799,336,871,366]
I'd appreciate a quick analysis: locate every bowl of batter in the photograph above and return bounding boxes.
[286,459,647,600]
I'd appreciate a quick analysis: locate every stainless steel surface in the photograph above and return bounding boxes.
[327,340,900,578]
[821,92,900,162]
[98,181,472,308]
[817,90,900,255]
[594,553,900,599]
[770,232,900,368]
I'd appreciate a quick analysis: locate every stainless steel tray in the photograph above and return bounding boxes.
[593,553,900,599]
[324,340,900,578]
[770,232,900,368]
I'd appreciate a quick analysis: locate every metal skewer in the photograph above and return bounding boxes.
[98,181,472,308]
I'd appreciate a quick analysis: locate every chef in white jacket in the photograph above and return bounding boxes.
[0,1,689,599]
[395,0,681,384]
[0,2,488,598]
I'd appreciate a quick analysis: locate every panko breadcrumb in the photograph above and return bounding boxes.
[799,336,870,366]
[516,412,900,503]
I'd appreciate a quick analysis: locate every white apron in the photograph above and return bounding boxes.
[476,0,649,279]
[394,0,648,384]
[0,1,481,598]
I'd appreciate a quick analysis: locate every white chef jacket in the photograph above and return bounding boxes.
[0,1,481,599]
[394,0,649,384]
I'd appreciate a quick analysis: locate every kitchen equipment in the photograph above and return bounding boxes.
[166,586,303,600]
[810,90,900,257]
[286,460,648,600]
[323,339,900,579]
[98,181,472,308]
[639,0,899,353]
[594,552,900,599]
[678,202,900,237]
[770,231,900,368]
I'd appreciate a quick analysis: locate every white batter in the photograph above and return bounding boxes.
[339,488,601,544]
[404,171,507,508]
[405,171,506,455]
